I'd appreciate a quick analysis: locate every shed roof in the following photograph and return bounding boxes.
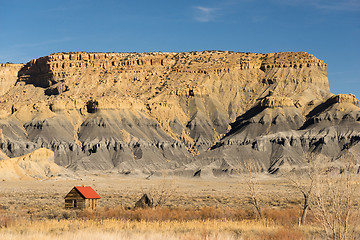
[74,186,101,199]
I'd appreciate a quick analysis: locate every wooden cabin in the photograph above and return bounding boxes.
[64,186,101,210]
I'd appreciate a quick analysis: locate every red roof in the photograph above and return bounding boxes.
[74,186,101,199]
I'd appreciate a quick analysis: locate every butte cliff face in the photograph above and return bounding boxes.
[0,51,359,176]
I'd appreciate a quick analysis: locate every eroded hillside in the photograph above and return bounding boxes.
[0,51,359,176]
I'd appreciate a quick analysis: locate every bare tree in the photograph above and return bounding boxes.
[284,153,322,226]
[311,151,360,240]
[148,172,176,207]
[243,162,263,219]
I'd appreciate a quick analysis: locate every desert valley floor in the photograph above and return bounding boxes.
[0,174,359,240]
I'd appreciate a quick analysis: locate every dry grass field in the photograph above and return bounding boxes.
[0,173,359,239]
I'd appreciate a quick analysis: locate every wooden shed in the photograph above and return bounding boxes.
[64,186,101,210]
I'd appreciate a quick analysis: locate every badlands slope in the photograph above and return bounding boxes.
[0,51,359,176]
[0,148,66,180]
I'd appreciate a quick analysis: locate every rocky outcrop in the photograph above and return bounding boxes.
[0,51,358,175]
[260,96,294,108]
[0,148,67,180]
[0,63,23,97]
[197,92,360,175]
[328,94,359,106]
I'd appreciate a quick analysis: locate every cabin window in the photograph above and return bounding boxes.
[73,200,77,208]
[88,200,91,208]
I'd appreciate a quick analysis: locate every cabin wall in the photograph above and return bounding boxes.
[85,198,100,210]
[65,199,86,209]
[64,188,86,209]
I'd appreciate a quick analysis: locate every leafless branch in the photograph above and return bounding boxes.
[243,162,263,219]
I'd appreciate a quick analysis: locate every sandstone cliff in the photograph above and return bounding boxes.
[0,63,23,99]
[0,148,67,180]
[0,51,358,176]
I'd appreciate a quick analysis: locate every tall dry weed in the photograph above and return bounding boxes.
[0,215,13,228]
[258,227,305,240]
[77,206,252,222]
[263,207,301,226]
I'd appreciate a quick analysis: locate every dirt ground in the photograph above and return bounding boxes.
[0,173,304,212]
[1,173,360,240]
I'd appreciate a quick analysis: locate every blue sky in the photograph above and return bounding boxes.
[0,0,359,98]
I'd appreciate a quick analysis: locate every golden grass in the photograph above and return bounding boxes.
[0,175,359,239]
[0,218,307,240]
[1,206,344,239]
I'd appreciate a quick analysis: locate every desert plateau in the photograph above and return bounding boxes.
[1,51,359,176]
[0,50,359,239]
